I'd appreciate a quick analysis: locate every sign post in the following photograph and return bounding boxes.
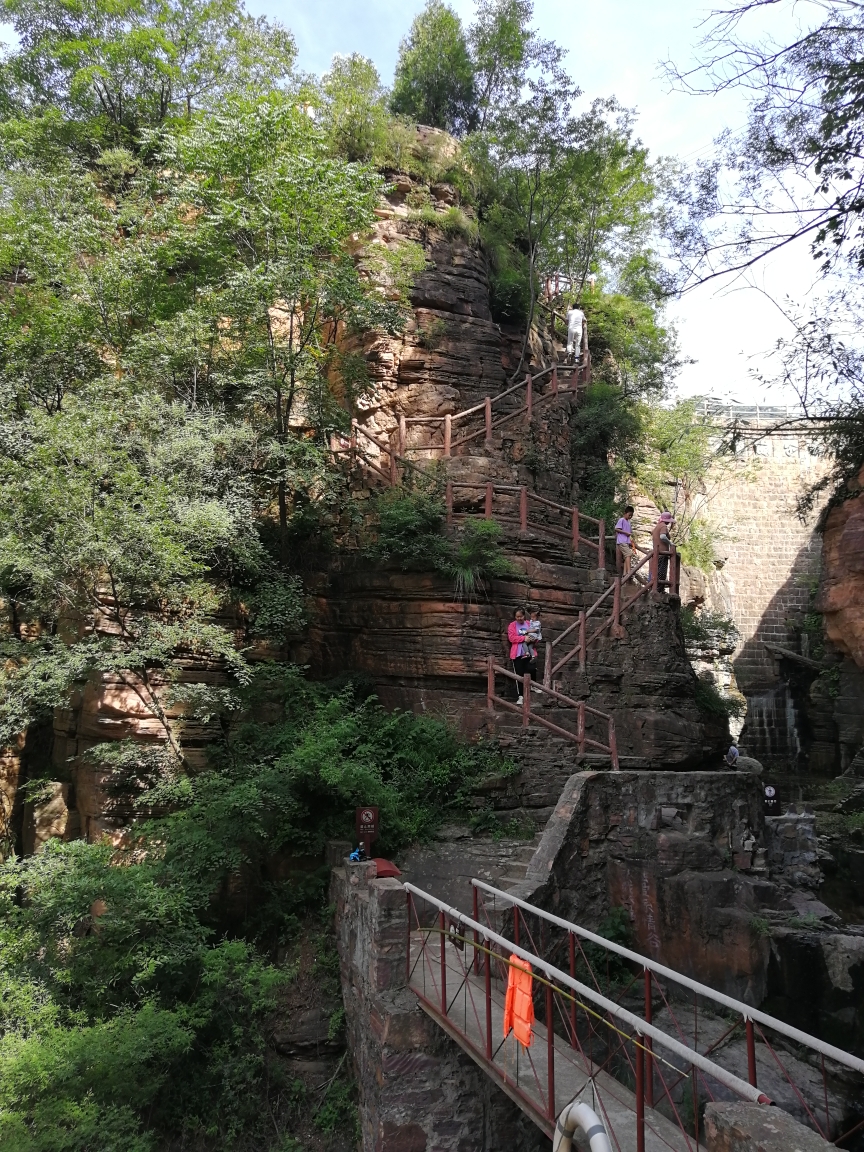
[356,806,379,859]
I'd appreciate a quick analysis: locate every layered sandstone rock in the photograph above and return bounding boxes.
[818,466,864,670]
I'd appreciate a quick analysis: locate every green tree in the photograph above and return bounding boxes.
[468,73,583,373]
[320,52,388,162]
[0,0,297,143]
[469,0,564,129]
[390,0,477,135]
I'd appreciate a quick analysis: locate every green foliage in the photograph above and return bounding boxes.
[677,518,716,571]
[320,53,388,162]
[584,293,679,398]
[0,670,511,1149]
[680,608,740,650]
[409,204,479,243]
[0,0,297,145]
[749,915,771,938]
[441,518,516,599]
[245,577,306,642]
[694,678,746,719]
[368,487,515,598]
[569,382,644,522]
[314,1077,358,1137]
[574,906,633,991]
[390,1,477,135]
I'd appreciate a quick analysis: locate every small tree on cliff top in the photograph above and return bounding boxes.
[390,0,477,135]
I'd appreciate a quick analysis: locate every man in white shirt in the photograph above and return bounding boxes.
[566,304,586,363]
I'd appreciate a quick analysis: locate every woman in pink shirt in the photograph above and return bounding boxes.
[507,608,536,703]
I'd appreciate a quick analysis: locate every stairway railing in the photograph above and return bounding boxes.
[543,542,681,687]
[399,356,591,458]
[486,656,619,769]
[446,481,605,561]
[334,424,608,566]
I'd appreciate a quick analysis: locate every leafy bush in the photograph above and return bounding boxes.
[695,677,746,719]
[440,518,516,598]
[569,382,645,523]
[0,666,514,1150]
[680,608,740,649]
[409,203,479,243]
[368,486,516,598]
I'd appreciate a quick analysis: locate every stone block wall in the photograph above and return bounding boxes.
[330,860,549,1152]
[508,770,774,1002]
[699,434,829,694]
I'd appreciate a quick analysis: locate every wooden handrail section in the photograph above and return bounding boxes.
[486,657,619,768]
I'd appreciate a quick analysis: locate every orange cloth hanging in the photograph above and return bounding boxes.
[503,953,534,1048]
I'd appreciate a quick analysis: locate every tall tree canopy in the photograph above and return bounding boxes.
[390,0,478,134]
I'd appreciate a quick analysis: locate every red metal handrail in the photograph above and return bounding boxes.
[543,543,681,687]
[445,481,605,559]
[472,881,864,1145]
[405,883,770,1149]
[486,656,619,769]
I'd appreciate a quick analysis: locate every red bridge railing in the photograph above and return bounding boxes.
[404,881,773,1149]
[470,881,864,1148]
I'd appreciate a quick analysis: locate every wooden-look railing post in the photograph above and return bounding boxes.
[597,519,606,571]
[486,655,495,709]
[443,413,452,458]
[651,540,660,592]
[398,413,406,457]
[572,507,580,553]
[609,717,619,770]
[446,481,453,525]
[672,546,681,596]
[551,365,558,395]
[522,675,531,725]
[484,396,492,447]
[485,483,493,519]
[389,445,397,486]
[613,576,621,629]
[350,418,357,469]
[519,486,528,531]
[577,702,585,754]
[525,372,533,419]
[544,641,553,688]
[578,611,586,673]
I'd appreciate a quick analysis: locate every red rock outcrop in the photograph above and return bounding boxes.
[818,465,864,670]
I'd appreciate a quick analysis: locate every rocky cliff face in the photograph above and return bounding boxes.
[8,177,725,854]
[819,467,864,672]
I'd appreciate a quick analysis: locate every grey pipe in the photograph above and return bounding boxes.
[553,1100,611,1152]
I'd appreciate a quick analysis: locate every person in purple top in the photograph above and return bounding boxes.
[615,505,634,575]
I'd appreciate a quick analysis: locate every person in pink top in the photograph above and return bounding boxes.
[507,607,536,703]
